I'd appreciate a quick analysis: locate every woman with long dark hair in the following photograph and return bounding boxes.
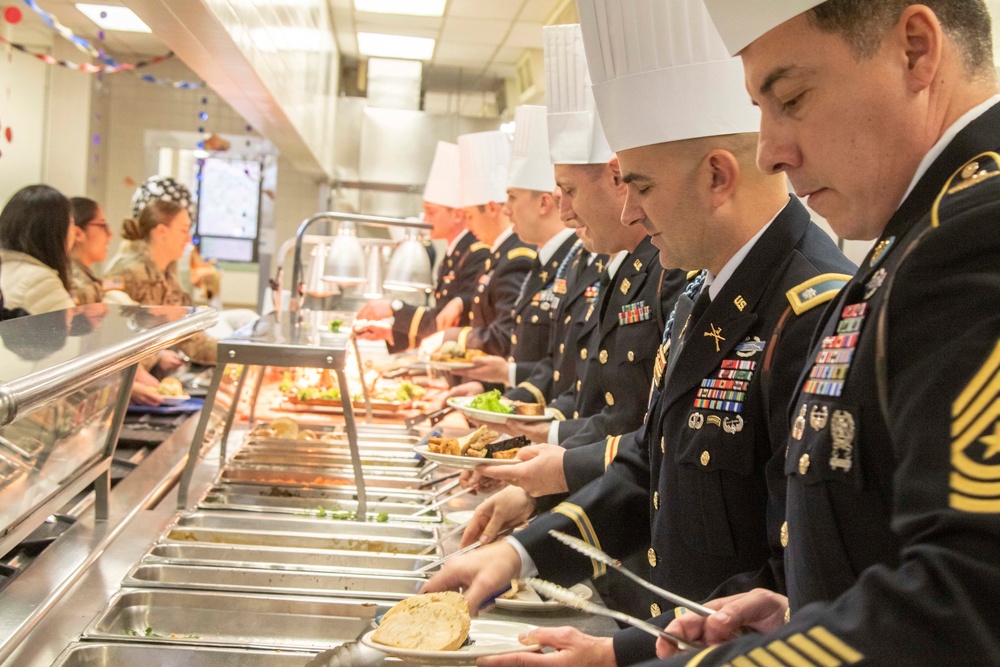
[0,184,75,313]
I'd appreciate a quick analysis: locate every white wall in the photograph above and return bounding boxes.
[0,26,50,204]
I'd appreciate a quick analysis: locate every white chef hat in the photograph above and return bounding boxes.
[543,23,614,165]
[576,0,760,153]
[507,106,557,192]
[423,141,463,208]
[704,0,827,56]
[458,131,511,208]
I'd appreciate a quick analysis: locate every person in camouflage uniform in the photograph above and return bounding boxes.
[69,197,109,306]
[104,200,217,365]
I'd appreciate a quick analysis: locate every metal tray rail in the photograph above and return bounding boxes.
[52,641,317,666]
[231,450,424,470]
[204,482,436,503]
[217,467,433,490]
[238,440,421,457]
[198,489,442,522]
[141,543,440,575]
[83,589,383,652]
[226,454,430,480]
[171,510,439,537]
[123,563,426,601]
[160,526,439,556]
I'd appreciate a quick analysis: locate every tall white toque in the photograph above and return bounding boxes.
[507,105,558,192]
[458,130,511,208]
[543,23,614,165]
[703,0,827,56]
[422,141,463,209]
[576,0,761,152]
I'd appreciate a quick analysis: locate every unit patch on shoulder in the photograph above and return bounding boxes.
[933,152,1000,227]
[508,247,538,261]
[949,339,1000,513]
[786,273,852,315]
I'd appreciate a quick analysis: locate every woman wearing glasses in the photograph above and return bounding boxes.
[69,197,115,306]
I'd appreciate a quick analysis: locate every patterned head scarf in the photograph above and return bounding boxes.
[130,176,196,219]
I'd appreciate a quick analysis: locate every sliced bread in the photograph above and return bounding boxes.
[370,591,471,651]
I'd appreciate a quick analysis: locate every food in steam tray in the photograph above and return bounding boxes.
[430,341,485,363]
[371,592,471,651]
[427,425,527,460]
[468,389,544,416]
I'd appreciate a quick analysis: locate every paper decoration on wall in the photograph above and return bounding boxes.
[203,134,230,152]
[4,6,22,23]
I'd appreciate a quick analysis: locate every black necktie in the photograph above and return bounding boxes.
[684,289,712,341]
[598,268,613,320]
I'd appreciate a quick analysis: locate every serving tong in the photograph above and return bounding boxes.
[549,530,716,617]
[526,578,703,652]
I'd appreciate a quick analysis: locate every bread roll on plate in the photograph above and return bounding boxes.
[371,591,471,651]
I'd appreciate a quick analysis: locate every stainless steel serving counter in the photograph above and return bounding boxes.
[2,414,618,666]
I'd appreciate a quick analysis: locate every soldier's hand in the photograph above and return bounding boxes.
[656,589,789,658]
[420,541,521,615]
[477,445,567,497]
[354,322,394,344]
[461,485,536,547]
[478,628,615,667]
[459,355,510,385]
[435,297,465,331]
[356,299,393,321]
[130,382,164,407]
[157,350,185,373]
[459,469,506,494]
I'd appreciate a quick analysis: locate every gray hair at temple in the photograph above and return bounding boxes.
[809,0,995,80]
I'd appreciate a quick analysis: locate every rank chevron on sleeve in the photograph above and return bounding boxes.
[949,339,1000,513]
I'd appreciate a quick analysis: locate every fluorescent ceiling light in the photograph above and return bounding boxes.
[75,4,151,33]
[354,0,446,17]
[357,32,435,60]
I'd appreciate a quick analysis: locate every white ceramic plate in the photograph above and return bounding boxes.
[494,582,593,612]
[414,445,521,471]
[157,394,192,406]
[446,397,554,425]
[361,619,539,665]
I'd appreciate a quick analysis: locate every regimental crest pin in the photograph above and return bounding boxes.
[620,278,632,296]
[869,236,895,267]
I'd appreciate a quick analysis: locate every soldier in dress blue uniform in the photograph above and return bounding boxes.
[650,2,1000,666]
[425,5,857,665]
[431,131,536,360]
[356,142,489,352]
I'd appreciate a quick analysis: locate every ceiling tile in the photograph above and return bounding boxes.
[447,0,520,20]
[354,19,439,40]
[518,0,563,23]
[492,45,525,64]
[440,17,508,45]
[503,22,543,49]
[433,42,498,61]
